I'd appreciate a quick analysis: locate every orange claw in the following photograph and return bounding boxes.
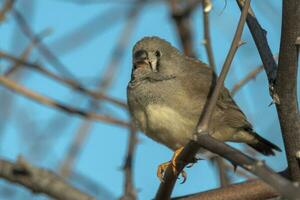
[157,147,188,183]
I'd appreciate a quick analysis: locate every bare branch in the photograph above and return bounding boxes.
[172,179,279,200]
[0,51,127,108]
[169,0,199,57]
[0,157,94,200]
[119,124,138,200]
[236,0,279,103]
[231,65,263,96]
[0,75,130,127]
[275,0,300,181]
[0,0,15,22]
[202,0,216,72]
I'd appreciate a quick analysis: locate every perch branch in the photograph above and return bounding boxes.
[0,157,94,200]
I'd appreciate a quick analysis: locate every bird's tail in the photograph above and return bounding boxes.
[247,132,281,156]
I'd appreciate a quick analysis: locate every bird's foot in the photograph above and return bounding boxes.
[157,147,188,183]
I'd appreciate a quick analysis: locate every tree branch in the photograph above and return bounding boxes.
[119,124,138,200]
[202,0,216,72]
[172,179,278,200]
[0,157,94,200]
[0,51,127,109]
[0,0,15,22]
[0,75,130,127]
[236,0,279,104]
[275,0,300,181]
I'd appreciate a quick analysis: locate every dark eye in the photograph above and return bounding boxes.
[155,50,161,58]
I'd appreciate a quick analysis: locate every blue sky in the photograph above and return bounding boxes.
[0,0,292,199]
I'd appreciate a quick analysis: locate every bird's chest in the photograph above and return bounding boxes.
[132,104,192,150]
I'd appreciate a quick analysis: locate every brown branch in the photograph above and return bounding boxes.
[0,75,130,127]
[275,0,300,181]
[4,29,52,76]
[231,65,263,96]
[155,1,300,199]
[172,179,279,200]
[202,0,216,72]
[169,0,199,57]
[211,157,230,187]
[12,9,78,80]
[0,51,127,108]
[58,0,142,185]
[119,124,138,200]
[236,0,279,104]
[0,157,94,200]
[0,0,15,22]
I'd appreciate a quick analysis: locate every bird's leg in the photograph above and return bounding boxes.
[157,147,188,183]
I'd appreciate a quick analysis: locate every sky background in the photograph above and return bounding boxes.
[0,0,296,199]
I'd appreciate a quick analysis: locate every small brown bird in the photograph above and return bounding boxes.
[127,36,281,181]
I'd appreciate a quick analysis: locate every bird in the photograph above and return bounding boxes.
[127,36,281,182]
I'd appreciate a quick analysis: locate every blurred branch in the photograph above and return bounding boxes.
[4,29,52,76]
[275,0,300,181]
[0,51,127,108]
[59,0,143,182]
[119,124,138,200]
[12,9,79,80]
[0,0,15,22]
[211,157,230,187]
[0,157,94,200]
[169,0,200,57]
[0,75,130,127]
[236,0,279,104]
[231,65,263,95]
[231,55,278,96]
[155,2,300,199]
[202,0,215,72]
[172,179,279,200]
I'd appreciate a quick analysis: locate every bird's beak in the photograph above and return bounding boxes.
[133,50,158,72]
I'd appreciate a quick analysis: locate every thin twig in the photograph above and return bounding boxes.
[58,0,143,186]
[0,157,94,200]
[12,9,79,80]
[119,124,138,200]
[231,65,263,95]
[4,29,52,76]
[169,0,199,57]
[0,0,15,22]
[0,75,130,127]
[0,51,127,108]
[202,0,216,72]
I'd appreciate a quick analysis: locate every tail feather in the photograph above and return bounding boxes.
[248,133,281,156]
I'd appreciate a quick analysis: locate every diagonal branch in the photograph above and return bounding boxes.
[0,157,94,200]
[0,0,15,22]
[236,0,279,104]
[0,51,127,108]
[0,75,130,127]
[172,179,278,200]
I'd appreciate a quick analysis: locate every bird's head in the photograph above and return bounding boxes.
[131,36,183,80]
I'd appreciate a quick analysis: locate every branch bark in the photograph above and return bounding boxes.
[172,179,278,200]
[0,157,94,200]
[0,75,130,127]
[275,0,300,181]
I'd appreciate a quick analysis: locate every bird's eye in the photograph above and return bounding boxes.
[155,50,161,58]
